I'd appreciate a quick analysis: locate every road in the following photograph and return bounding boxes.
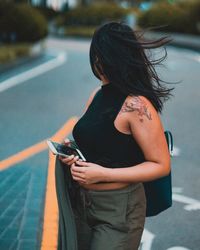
[0,36,199,250]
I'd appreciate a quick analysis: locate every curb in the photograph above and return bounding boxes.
[0,40,46,74]
[50,28,200,52]
[143,31,200,52]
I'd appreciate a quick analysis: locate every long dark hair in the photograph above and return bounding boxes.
[89,21,175,113]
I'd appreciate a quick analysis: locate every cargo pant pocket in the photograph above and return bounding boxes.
[85,189,130,232]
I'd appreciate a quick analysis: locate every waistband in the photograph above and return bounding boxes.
[80,182,142,195]
[79,183,142,212]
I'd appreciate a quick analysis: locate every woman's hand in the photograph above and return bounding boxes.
[58,138,79,166]
[70,160,109,185]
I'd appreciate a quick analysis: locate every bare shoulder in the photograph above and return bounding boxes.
[84,85,101,113]
[120,95,160,125]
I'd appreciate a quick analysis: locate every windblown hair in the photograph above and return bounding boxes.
[89,21,175,113]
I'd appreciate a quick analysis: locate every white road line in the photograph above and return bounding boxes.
[182,53,200,63]
[172,146,181,157]
[140,229,155,250]
[173,187,200,211]
[172,193,200,211]
[167,248,190,250]
[0,52,67,93]
[193,55,200,63]
[140,187,196,250]
[141,228,191,250]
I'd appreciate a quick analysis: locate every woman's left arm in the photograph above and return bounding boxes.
[104,95,171,183]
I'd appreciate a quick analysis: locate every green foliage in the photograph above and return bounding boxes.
[137,1,200,35]
[0,44,30,64]
[177,0,200,32]
[34,6,60,20]
[64,26,96,37]
[0,3,48,43]
[56,3,130,27]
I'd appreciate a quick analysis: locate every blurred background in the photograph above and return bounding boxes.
[0,0,200,250]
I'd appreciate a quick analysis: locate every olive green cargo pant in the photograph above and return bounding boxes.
[74,182,146,250]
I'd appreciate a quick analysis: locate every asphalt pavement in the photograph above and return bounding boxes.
[0,36,199,250]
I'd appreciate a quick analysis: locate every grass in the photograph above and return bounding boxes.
[0,43,31,64]
[64,26,97,37]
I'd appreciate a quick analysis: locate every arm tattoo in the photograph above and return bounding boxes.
[120,96,152,122]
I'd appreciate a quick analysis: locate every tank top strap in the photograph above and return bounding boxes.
[91,83,128,124]
[101,92,128,123]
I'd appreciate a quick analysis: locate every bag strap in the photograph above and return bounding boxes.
[164,130,174,157]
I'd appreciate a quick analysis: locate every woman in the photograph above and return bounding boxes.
[59,21,174,250]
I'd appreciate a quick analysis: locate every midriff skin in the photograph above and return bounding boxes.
[79,181,131,191]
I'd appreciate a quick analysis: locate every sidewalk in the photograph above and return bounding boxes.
[0,152,48,250]
[0,118,78,250]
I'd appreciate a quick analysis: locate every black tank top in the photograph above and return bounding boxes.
[72,82,145,168]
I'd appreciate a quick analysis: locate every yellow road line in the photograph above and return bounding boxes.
[40,116,78,250]
[40,151,58,249]
[51,116,78,142]
[0,140,47,171]
[0,117,78,171]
